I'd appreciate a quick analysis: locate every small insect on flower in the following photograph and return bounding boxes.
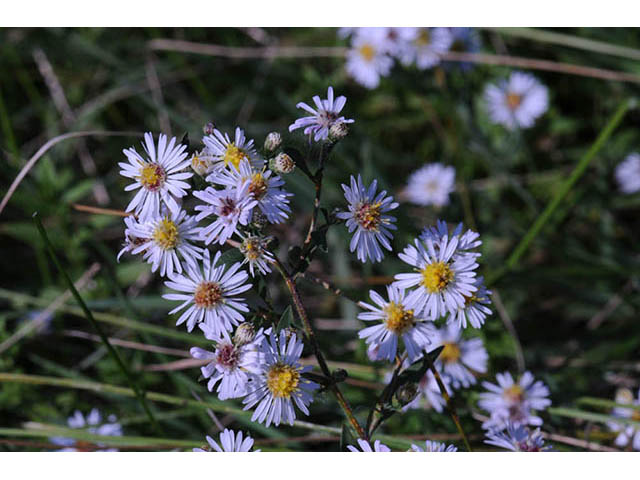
[125,208,202,278]
[347,439,391,452]
[358,285,434,362]
[410,440,458,452]
[405,163,456,207]
[193,181,258,245]
[163,249,252,335]
[484,71,549,130]
[50,409,123,452]
[485,423,552,452]
[607,388,640,450]
[346,28,394,89]
[289,86,354,142]
[432,324,488,389]
[203,126,263,171]
[119,132,192,221]
[337,174,399,263]
[238,234,275,277]
[479,371,552,430]
[190,323,264,400]
[615,153,640,194]
[243,330,319,427]
[209,159,292,224]
[399,27,453,70]
[194,429,260,452]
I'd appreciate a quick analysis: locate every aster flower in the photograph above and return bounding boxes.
[432,324,488,389]
[50,409,123,452]
[358,285,434,362]
[337,174,399,263]
[478,371,551,430]
[238,234,275,277]
[485,423,551,452]
[447,277,492,329]
[410,440,458,452]
[346,28,394,89]
[194,429,259,452]
[126,208,202,278]
[484,72,549,130]
[615,153,640,194]
[243,330,319,427]
[347,439,391,452]
[405,163,456,207]
[419,219,481,254]
[163,249,252,335]
[190,323,264,400]
[289,86,354,142]
[607,388,640,450]
[119,132,192,221]
[208,159,292,224]
[117,214,149,262]
[379,27,419,57]
[445,27,481,71]
[202,126,263,171]
[400,28,453,69]
[190,145,217,177]
[394,233,479,320]
[193,182,258,245]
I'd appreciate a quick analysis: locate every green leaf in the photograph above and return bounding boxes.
[214,247,243,267]
[276,305,295,332]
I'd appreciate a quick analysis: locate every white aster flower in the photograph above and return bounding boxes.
[346,28,394,89]
[400,28,453,69]
[410,440,457,452]
[358,285,434,362]
[208,159,292,224]
[485,423,551,452]
[194,429,259,452]
[127,208,202,278]
[119,132,192,221]
[447,276,492,329]
[432,324,488,389]
[243,330,319,427]
[238,234,275,277]
[607,388,640,450]
[202,127,263,171]
[405,163,456,207]
[163,249,252,335]
[394,233,478,320]
[479,371,551,430]
[484,72,549,130]
[347,439,391,452]
[337,174,399,263]
[193,182,258,245]
[289,86,354,142]
[379,27,419,57]
[50,409,123,452]
[190,323,264,400]
[615,153,640,194]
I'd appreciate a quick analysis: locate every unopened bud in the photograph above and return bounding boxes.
[329,121,349,141]
[269,153,295,175]
[203,122,216,136]
[264,132,282,152]
[233,323,256,347]
[191,151,214,177]
[251,210,268,230]
[395,383,419,406]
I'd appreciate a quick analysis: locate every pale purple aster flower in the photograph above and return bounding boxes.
[411,440,458,452]
[50,409,123,452]
[194,429,259,452]
[445,27,481,71]
[238,233,275,277]
[163,249,251,335]
[615,153,640,194]
[484,72,549,130]
[432,323,488,389]
[119,132,192,221]
[405,163,455,207]
[607,388,640,450]
[485,423,552,451]
[346,28,394,89]
[347,439,391,452]
[337,174,399,263]
[289,86,354,142]
[448,276,492,329]
[399,28,453,69]
[202,126,263,171]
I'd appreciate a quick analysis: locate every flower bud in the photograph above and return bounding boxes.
[394,383,419,406]
[203,122,216,136]
[264,132,282,152]
[329,121,349,141]
[269,153,295,175]
[191,151,214,177]
[251,210,268,230]
[233,323,256,347]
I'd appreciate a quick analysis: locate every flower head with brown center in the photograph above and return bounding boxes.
[193,281,223,309]
[506,92,522,110]
[355,202,382,231]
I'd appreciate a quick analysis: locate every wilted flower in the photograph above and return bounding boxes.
[269,153,295,175]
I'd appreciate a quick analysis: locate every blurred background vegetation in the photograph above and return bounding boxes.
[1,27,640,451]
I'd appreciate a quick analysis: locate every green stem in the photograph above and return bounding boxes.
[549,407,640,428]
[33,214,161,434]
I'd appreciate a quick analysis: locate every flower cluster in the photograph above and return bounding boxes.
[50,409,123,452]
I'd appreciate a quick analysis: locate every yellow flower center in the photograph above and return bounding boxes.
[504,384,524,403]
[138,163,166,191]
[440,342,461,363]
[241,237,263,261]
[359,44,375,62]
[421,262,454,293]
[384,301,415,335]
[355,202,382,231]
[152,218,179,250]
[223,143,248,169]
[506,92,522,110]
[193,281,223,309]
[249,173,268,200]
[416,29,431,46]
[632,410,640,422]
[267,363,300,399]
